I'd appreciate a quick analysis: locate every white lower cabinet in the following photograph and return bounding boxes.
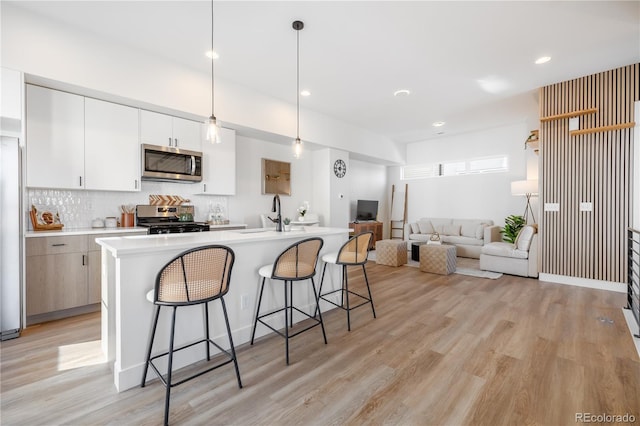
[198,127,236,195]
[85,98,140,191]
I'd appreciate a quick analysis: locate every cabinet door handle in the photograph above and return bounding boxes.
[134,179,138,189]
[51,243,66,247]
[203,183,207,193]
[174,138,178,147]
[82,254,86,266]
[168,137,172,146]
[79,176,83,187]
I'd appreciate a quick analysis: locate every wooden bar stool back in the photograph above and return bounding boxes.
[141,245,242,426]
[317,231,376,331]
[250,237,327,364]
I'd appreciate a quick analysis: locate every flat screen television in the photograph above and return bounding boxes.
[356,200,378,221]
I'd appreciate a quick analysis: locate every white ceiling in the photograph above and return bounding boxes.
[10,1,640,143]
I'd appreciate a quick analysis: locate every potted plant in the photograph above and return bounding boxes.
[297,203,308,222]
[283,217,291,232]
[501,214,525,243]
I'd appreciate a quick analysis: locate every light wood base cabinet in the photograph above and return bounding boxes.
[26,252,88,316]
[26,231,145,324]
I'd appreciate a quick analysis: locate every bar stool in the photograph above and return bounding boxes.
[250,237,326,365]
[141,245,242,426]
[317,231,375,331]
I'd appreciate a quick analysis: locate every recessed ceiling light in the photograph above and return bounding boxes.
[432,121,446,127]
[394,89,410,97]
[300,90,311,97]
[205,50,219,59]
[535,56,551,65]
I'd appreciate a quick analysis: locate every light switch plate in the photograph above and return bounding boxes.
[580,202,593,211]
[544,203,560,212]
[569,117,579,131]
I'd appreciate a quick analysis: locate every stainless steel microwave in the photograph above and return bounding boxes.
[141,144,203,182]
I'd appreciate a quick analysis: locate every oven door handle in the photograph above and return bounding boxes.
[190,156,196,175]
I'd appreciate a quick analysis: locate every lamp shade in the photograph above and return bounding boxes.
[511,179,538,196]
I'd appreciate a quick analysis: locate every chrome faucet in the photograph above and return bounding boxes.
[268,194,282,232]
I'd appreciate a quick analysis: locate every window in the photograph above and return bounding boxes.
[401,155,508,180]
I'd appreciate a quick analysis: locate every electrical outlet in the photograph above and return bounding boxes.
[240,294,250,310]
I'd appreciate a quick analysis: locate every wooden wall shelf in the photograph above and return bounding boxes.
[569,122,635,136]
[540,107,598,122]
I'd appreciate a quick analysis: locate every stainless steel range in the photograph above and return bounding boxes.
[136,205,210,234]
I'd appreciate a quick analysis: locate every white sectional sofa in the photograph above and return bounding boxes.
[404,218,501,258]
[480,225,539,278]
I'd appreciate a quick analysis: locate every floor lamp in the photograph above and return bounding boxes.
[511,179,538,224]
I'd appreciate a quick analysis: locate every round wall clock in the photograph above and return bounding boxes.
[333,159,346,178]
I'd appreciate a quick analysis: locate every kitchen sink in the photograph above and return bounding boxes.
[232,228,272,234]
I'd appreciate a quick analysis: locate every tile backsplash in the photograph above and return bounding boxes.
[27,181,228,230]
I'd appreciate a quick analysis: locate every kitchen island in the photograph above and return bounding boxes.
[96,227,349,392]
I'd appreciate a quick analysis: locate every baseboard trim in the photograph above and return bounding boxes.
[539,273,626,293]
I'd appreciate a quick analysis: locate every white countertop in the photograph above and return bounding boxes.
[208,223,247,229]
[97,226,349,257]
[25,227,148,238]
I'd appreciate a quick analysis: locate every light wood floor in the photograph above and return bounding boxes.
[2,262,639,425]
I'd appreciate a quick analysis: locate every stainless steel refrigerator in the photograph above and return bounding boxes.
[1,136,22,340]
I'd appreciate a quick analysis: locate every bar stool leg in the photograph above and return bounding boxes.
[204,303,211,361]
[221,297,243,389]
[315,261,329,318]
[289,280,294,328]
[164,306,178,426]
[362,264,376,318]
[344,265,351,331]
[251,277,267,345]
[141,304,161,387]
[310,277,327,344]
[340,265,345,308]
[284,280,290,365]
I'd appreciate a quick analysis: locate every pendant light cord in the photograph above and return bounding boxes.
[211,0,215,116]
[296,25,300,140]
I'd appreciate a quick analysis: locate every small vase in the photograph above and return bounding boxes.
[284,224,291,232]
[298,216,305,222]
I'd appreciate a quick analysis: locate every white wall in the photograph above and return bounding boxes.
[228,135,314,228]
[389,122,538,229]
[634,101,640,229]
[349,159,388,232]
[1,3,403,165]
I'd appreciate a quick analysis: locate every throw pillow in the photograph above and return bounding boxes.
[430,219,451,235]
[475,224,486,240]
[417,220,434,234]
[515,225,536,251]
[461,222,478,238]
[443,224,461,236]
[410,223,420,234]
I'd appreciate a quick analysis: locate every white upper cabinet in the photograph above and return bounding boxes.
[172,116,202,152]
[198,127,236,195]
[85,98,140,191]
[26,85,85,189]
[140,109,202,152]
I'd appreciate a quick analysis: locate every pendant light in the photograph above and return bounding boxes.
[206,0,221,144]
[292,20,304,158]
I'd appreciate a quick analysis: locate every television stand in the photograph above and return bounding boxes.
[349,221,383,249]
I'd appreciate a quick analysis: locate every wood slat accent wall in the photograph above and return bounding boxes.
[539,63,639,283]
